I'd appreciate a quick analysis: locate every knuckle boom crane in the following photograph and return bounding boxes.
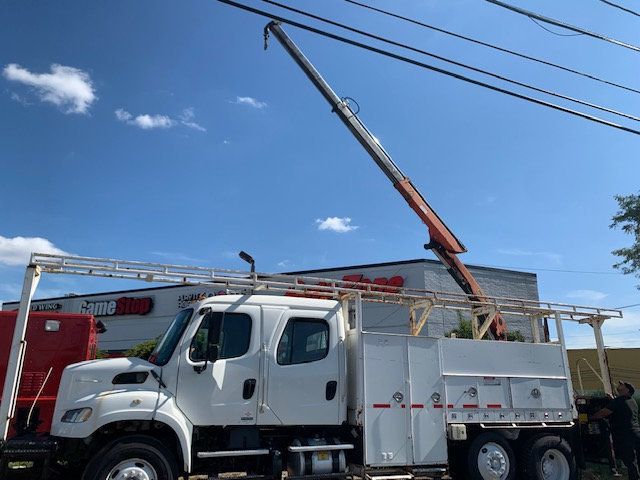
[265,21,507,339]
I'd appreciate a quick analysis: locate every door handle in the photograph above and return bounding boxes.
[243,378,257,399]
[326,380,337,401]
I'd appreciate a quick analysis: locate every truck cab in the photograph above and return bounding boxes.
[51,295,348,478]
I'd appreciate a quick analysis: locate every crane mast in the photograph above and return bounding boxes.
[266,21,507,339]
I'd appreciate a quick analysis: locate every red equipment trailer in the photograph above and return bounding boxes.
[0,311,98,439]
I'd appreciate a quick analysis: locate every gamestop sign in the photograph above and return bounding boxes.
[80,297,153,316]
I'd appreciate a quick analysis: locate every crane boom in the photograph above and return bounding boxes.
[266,21,507,339]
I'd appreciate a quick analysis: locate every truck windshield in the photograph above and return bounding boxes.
[148,309,193,366]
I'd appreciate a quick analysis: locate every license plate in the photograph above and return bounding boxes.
[316,451,330,461]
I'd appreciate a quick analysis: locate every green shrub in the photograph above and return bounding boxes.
[446,314,525,342]
[125,338,159,359]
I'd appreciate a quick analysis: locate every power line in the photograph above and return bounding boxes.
[259,0,640,122]
[598,0,640,18]
[344,0,640,95]
[216,0,640,136]
[528,17,584,37]
[474,264,624,275]
[617,303,640,309]
[485,0,640,52]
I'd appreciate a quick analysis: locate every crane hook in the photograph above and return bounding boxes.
[264,21,278,50]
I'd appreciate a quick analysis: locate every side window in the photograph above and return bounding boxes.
[219,313,252,358]
[277,318,329,365]
[190,312,252,361]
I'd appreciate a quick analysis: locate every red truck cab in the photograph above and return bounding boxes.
[0,311,98,438]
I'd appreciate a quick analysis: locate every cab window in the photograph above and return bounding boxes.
[190,312,252,361]
[277,318,329,365]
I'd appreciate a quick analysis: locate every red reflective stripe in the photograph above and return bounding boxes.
[463,404,479,409]
[16,396,57,402]
[411,404,424,409]
[447,404,454,408]
[401,404,406,409]
[487,404,502,409]
[433,404,444,409]
[373,403,391,409]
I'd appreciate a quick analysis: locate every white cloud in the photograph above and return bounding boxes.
[566,289,609,303]
[114,108,132,122]
[497,248,563,264]
[135,114,173,129]
[277,259,293,268]
[179,107,206,132]
[223,140,230,145]
[0,235,70,267]
[565,311,640,349]
[115,108,174,130]
[316,217,359,233]
[9,91,31,106]
[234,96,267,109]
[3,63,96,114]
[0,284,70,305]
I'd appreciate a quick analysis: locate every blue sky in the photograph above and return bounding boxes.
[0,0,638,348]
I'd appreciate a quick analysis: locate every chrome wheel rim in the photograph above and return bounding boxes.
[541,448,570,480]
[106,458,158,480]
[477,442,510,479]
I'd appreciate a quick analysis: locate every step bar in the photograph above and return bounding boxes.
[197,449,270,459]
[288,444,354,453]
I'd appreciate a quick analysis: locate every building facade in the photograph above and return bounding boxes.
[568,347,640,397]
[2,259,539,353]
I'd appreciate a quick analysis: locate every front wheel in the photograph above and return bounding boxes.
[520,435,577,480]
[467,432,517,480]
[81,435,179,480]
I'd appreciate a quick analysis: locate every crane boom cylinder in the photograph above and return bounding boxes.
[266,21,507,339]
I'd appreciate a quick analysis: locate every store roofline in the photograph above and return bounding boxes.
[284,258,537,277]
[2,258,535,306]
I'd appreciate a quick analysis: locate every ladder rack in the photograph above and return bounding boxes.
[30,253,622,324]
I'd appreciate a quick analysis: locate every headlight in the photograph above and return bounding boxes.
[61,407,93,423]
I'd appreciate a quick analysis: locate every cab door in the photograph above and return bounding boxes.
[260,309,341,425]
[176,305,261,426]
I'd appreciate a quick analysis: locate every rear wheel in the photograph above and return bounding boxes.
[467,432,517,480]
[520,435,577,480]
[81,435,179,480]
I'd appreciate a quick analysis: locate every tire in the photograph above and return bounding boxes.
[520,435,577,480]
[467,432,517,480]
[81,435,179,480]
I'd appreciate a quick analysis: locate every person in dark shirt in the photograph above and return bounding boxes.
[591,381,640,480]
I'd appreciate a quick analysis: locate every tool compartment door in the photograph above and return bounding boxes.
[363,333,409,467]
[408,336,447,465]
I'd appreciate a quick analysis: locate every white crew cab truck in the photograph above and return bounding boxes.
[47,295,581,480]
[1,254,622,480]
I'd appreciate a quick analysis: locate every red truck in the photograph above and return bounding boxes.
[0,311,99,439]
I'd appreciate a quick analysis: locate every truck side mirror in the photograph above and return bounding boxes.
[204,313,222,365]
[208,345,219,363]
[193,312,222,374]
[208,313,222,345]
